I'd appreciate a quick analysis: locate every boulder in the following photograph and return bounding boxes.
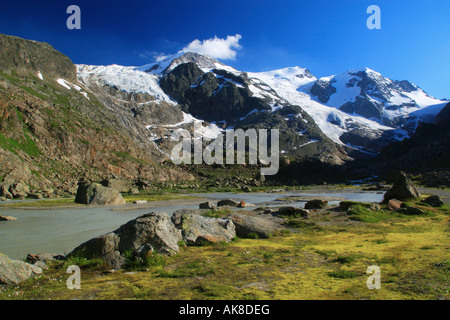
[387,199,404,211]
[74,180,126,205]
[339,201,362,211]
[100,178,132,193]
[0,253,43,286]
[217,199,240,207]
[277,206,310,217]
[304,199,328,209]
[383,172,420,202]
[178,214,236,245]
[26,253,66,264]
[9,182,29,199]
[199,201,217,210]
[69,212,182,269]
[422,195,444,207]
[0,185,13,199]
[171,209,208,228]
[238,201,247,208]
[228,213,284,239]
[0,215,18,221]
[405,206,426,215]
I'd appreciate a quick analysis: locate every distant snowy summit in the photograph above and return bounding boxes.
[76,51,447,158]
[308,67,445,127]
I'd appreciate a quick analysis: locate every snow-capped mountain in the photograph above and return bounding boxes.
[308,68,446,129]
[76,51,447,161]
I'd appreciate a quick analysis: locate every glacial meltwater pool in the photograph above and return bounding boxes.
[0,191,384,260]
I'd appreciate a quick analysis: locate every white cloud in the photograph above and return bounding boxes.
[181,34,242,60]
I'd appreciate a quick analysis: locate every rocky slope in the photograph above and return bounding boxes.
[0,34,194,198]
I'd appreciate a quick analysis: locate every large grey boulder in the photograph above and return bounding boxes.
[0,253,43,286]
[228,213,284,239]
[74,180,126,205]
[383,172,420,202]
[69,212,182,269]
[171,209,208,228]
[179,214,236,245]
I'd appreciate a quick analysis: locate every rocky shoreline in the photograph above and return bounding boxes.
[1,172,447,287]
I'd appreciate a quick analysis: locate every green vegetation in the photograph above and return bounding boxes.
[0,198,77,208]
[0,197,448,300]
[347,204,395,223]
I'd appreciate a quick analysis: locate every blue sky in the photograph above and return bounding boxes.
[0,0,449,99]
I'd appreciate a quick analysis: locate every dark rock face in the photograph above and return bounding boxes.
[340,95,384,119]
[383,172,420,202]
[310,78,337,103]
[69,212,182,269]
[160,62,270,123]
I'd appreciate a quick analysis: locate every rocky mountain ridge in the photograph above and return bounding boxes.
[0,33,447,196]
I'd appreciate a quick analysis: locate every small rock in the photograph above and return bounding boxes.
[277,206,310,217]
[27,192,43,200]
[33,261,48,270]
[133,200,148,204]
[26,253,65,263]
[217,199,239,207]
[405,206,426,215]
[238,201,247,208]
[422,195,444,207]
[387,199,404,211]
[304,199,328,209]
[199,201,217,210]
[0,215,18,221]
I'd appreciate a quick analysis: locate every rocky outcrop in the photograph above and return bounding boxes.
[68,212,182,269]
[178,214,236,245]
[0,33,76,81]
[74,180,126,205]
[0,253,43,286]
[383,172,420,202]
[160,62,270,123]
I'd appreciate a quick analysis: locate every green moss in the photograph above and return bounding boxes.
[348,204,395,223]
[327,270,361,279]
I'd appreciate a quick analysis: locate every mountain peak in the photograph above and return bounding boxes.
[137,51,234,75]
[347,67,382,76]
